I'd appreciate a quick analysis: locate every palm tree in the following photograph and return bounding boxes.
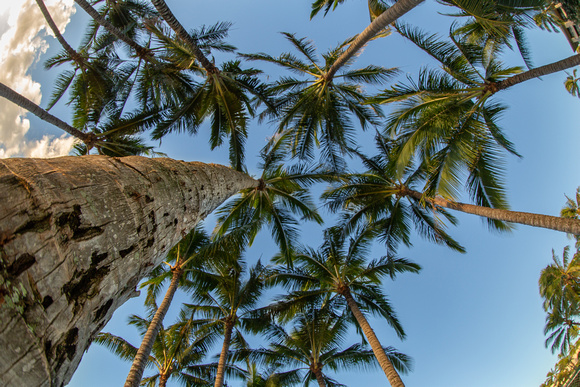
[540,245,580,355]
[565,69,580,98]
[242,32,395,169]
[124,226,211,387]
[185,255,271,387]
[374,24,580,213]
[213,135,327,265]
[271,225,419,387]
[96,307,220,387]
[324,135,580,238]
[242,306,411,387]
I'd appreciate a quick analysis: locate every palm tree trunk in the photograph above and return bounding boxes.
[0,81,92,144]
[312,365,327,387]
[494,53,580,92]
[73,0,153,60]
[150,0,218,73]
[36,0,85,66]
[124,267,183,387]
[342,289,405,387]
[0,155,257,387]
[403,188,580,235]
[158,371,170,387]
[325,0,424,81]
[214,319,234,387]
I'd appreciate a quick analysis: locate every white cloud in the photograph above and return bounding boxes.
[0,0,76,158]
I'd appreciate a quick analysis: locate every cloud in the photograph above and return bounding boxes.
[0,0,76,158]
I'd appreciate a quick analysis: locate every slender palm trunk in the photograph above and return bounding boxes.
[150,0,218,73]
[403,188,580,235]
[73,0,153,60]
[124,267,183,387]
[325,0,424,81]
[0,81,92,145]
[342,288,405,387]
[36,0,84,66]
[494,54,580,92]
[312,365,326,387]
[214,319,234,387]
[0,155,257,387]
[158,371,170,387]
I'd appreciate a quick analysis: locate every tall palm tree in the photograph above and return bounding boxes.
[242,306,411,387]
[213,135,326,265]
[124,226,211,387]
[373,24,580,213]
[324,134,580,238]
[242,32,396,169]
[271,226,419,387]
[96,308,220,387]
[540,245,580,355]
[565,69,580,98]
[185,256,272,387]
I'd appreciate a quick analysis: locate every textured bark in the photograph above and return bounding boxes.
[214,319,234,387]
[0,82,91,144]
[124,267,183,387]
[325,0,424,82]
[0,155,257,387]
[342,289,405,387]
[403,188,580,235]
[150,0,218,73]
[494,53,580,92]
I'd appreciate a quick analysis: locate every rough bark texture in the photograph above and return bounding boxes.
[403,189,580,235]
[214,319,234,387]
[342,289,405,387]
[0,155,257,387]
[124,267,183,387]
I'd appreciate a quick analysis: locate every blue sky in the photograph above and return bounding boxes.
[2,0,580,386]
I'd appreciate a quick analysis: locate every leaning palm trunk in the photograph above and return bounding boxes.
[150,0,218,72]
[342,289,405,387]
[494,53,580,92]
[325,0,424,81]
[124,267,183,387]
[0,155,257,387]
[214,320,234,387]
[403,188,580,235]
[73,0,153,60]
[0,82,92,144]
[36,0,85,66]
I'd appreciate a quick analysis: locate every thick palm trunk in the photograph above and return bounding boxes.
[74,0,153,60]
[325,0,424,81]
[494,53,580,92]
[36,0,85,66]
[342,289,405,387]
[0,155,257,387]
[0,81,92,144]
[124,267,183,387]
[150,0,218,73]
[214,319,234,387]
[403,188,580,235]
